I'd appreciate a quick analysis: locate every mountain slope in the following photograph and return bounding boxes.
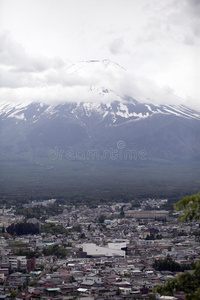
[0,59,200,201]
[0,99,200,162]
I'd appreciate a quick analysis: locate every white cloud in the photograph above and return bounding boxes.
[0,36,194,109]
[109,38,128,55]
[0,0,199,112]
[142,0,200,46]
[0,33,65,72]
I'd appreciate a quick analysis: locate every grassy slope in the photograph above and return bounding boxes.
[0,152,200,203]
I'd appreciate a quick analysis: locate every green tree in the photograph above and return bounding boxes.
[116,287,121,295]
[153,256,191,272]
[146,234,155,240]
[30,280,39,287]
[120,206,125,218]
[10,290,18,299]
[98,215,105,224]
[148,294,157,300]
[155,264,200,299]
[174,191,200,222]
[14,248,40,258]
[79,233,85,239]
[7,222,39,236]
[72,225,82,232]
[43,244,68,258]
[37,264,45,271]
[41,223,68,236]
[18,284,23,292]
[154,191,200,299]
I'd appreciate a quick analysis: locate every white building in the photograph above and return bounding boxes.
[108,242,127,251]
[81,274,103,285]
[82,243,126,257]
[2,255,27,270]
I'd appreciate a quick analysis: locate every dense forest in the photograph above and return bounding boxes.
[0,158,199,208]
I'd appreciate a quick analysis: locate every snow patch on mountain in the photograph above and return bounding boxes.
[0,98,200,124]
[145,104,153,112]
[0,103,25,116]
[8,112,26,121]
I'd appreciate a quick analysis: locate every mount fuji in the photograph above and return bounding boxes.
[0,60,200,201]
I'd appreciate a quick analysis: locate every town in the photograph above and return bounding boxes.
[0,199,199,300]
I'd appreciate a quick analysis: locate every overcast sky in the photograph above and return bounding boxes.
[0,0,199,109]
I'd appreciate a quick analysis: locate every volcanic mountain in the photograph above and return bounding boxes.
[0,60,200,200]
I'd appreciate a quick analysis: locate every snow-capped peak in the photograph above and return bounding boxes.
[0,98,200,125]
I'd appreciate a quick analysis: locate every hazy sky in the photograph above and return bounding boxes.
[0,0,200,108]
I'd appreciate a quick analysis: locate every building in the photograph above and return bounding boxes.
[125,210,169,219]
[27,257,36,272]
[1,255,27,270]
[82,243,126,257]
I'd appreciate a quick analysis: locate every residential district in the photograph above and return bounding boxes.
[0,198,199,300]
